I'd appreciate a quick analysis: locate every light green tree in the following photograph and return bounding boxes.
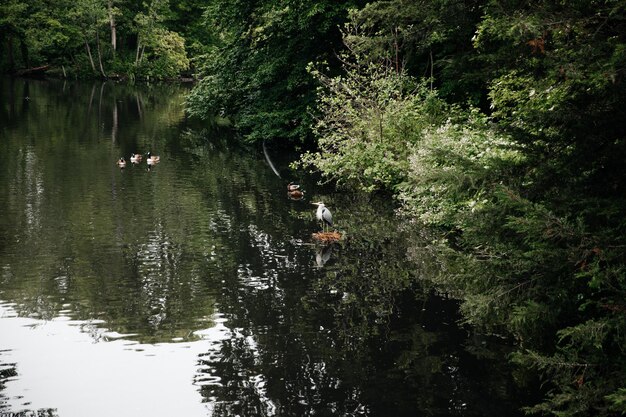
[134,0,189,78]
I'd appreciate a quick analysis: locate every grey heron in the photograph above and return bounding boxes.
[312,202,333,232]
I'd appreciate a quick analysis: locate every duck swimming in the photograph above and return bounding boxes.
[287,182,300,192]
[130,153,143,164]
[146,152,160,165]
[288,189,304,200]
[116,157,127,168]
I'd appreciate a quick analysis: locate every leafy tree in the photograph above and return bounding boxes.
[0,0,30,72]
[342,0,485,104]
[421,2,625,416]
[1,0,78,73]
[299,1,626,416]
[167,0,211,60]
[186,0,360,143]
[297,49,448,191]
[1,0,194,79]
[134,0,190,79]
[474,0,626,199]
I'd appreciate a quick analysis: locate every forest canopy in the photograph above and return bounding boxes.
[2,1,626,416]
[0,0,202,79]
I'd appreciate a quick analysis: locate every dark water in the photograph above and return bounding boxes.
[0,78,522,417]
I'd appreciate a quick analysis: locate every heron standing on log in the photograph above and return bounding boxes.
[312,202,333,232]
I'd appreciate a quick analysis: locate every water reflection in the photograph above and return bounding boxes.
[314,244,334,267]
[0,78,523,417]
[0,302,226,417]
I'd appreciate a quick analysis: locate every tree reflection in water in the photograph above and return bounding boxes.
[0,79,527,417]
[194,192,524,417]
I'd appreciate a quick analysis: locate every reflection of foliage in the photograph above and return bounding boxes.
[194,189,525,416]
[2,79,528,415]
[0,79,217,344]
[303,193,417,343]
[0,362,17,394]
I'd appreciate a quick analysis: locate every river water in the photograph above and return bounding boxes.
[0,78,523,417]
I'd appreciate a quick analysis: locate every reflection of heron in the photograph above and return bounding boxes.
[315,244,333,267]
[312,202,333,232]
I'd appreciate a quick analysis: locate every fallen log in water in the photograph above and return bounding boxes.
[16,65,50,77]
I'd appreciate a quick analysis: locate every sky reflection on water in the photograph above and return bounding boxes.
[0,302,229,417]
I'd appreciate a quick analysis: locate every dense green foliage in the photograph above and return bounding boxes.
[4,0,626,415]
[299,1,626,416]
[0,0,201,79]
[300,57,448,191]
[185,0,361,143]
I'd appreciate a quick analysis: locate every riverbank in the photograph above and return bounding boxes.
[5,67,196,84]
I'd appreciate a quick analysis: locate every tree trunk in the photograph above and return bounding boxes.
[98,81,105,126]
[429,49,434,91]
[135,39,141,65]
[85,39,97,73]
[95,30,107,78]
[70,53,79,79]
[108,0,117,57]
[394,26,399,75]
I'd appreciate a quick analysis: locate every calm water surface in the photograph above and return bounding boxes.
[0,78,522,417]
